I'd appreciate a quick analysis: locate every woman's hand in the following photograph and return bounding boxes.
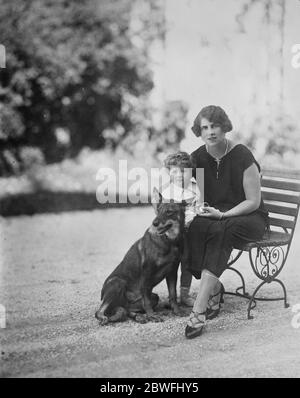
[198,206,223,219]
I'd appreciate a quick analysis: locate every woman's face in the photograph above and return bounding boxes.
[200,117,226,147]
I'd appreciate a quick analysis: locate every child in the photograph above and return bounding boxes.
[160,151,203,306]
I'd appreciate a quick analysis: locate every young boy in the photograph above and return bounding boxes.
[159,151,203,306]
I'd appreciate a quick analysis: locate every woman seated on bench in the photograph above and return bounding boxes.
[185,105,269,339]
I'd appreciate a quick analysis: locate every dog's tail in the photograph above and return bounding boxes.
[99,276,128,316]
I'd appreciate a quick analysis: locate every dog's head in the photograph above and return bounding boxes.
[151,188,185,240]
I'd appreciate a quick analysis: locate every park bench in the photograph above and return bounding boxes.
[224,168,300,319]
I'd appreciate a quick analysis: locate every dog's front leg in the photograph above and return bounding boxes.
[143,289,162,321]
[166,267,181,315]
[143,289,155,315]
[134,288,163,323]
[95,301,110,325]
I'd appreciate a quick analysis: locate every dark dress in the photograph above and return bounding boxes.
[187,144,269,279]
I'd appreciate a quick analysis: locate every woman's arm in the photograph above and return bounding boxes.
[199,163,261,219]
[223,163,261,217]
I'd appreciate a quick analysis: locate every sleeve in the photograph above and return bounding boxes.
[240,145,261,173]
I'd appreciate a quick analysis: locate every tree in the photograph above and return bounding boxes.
[0,0,167,174]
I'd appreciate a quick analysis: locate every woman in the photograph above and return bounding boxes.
[185,105,269,339]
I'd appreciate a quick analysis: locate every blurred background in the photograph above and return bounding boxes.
[0,0,300,211]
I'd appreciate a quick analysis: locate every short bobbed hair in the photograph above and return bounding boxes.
[191,105,233,137]
[163,151,195,169]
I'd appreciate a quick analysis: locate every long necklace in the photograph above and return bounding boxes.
[206,139,228,179]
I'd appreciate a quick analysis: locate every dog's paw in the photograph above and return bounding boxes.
[134,313,164,323]
[99,316,109,326]
[95,312,109,326]
[148,314,164,323]
[109,307,127,323]
[134,314,148,324]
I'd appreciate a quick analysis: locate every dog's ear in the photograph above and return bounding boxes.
[151,187,162,214]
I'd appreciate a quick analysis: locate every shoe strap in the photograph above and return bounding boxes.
[189,311,206,327]
[208,283,224,309]
[208,295,220,309]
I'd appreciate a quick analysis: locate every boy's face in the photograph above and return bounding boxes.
[169,166,192,187]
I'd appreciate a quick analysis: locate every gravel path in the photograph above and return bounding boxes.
[1,208,300,378]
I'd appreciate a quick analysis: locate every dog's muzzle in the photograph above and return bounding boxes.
[152,218,160,227]
[156,221,173,235]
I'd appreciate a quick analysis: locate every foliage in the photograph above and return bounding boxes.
[102,98,189,163]
[153,100,189,154]
[235,112,300,168]
[0,0,167,175]
[0,103,24,141]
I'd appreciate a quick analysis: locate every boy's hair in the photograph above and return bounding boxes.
[163,151,195,169]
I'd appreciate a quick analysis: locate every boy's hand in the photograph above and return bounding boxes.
[196,207,205,215]
[196,201,209,215]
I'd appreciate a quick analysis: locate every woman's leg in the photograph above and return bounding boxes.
[192,269,219,314]
[185,212,268,338]
[222,213,267,249]
[185,214,267,338]
[188,213,267,279]
[185,269,219,338]
[193,214,267,315]
[188,217,232,278]
[187,216,219,278]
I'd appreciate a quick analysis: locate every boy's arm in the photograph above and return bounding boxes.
[190,182,204,214]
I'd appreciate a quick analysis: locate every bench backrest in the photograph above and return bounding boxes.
[261,168,300,234]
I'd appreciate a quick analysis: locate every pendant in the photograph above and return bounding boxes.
[215,159,220,179]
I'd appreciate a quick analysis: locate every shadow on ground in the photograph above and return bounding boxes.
[0,191,151,217]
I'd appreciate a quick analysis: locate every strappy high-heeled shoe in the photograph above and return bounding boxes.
[185,311,206,339]
[206,282,225,320]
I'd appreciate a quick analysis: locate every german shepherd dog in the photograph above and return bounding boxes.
[95,189,185,324]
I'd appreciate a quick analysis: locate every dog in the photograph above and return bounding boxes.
[95,189,185,324]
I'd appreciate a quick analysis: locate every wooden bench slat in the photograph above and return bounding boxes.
[261,178,300,192]
[268,216,295,230]
[264,202,298,217]
[262,168,300,180]
[262,190,300,204]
